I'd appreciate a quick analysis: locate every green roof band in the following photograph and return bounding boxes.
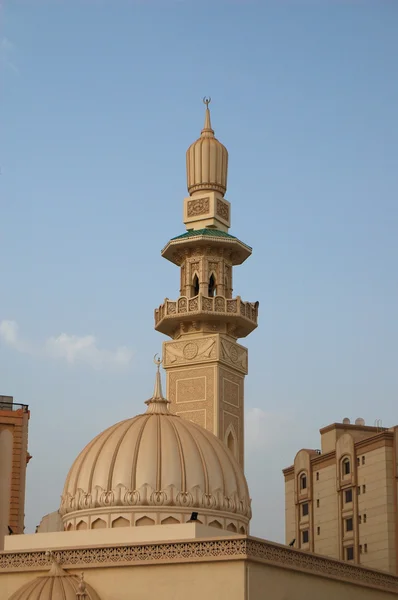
[170,228,252,249]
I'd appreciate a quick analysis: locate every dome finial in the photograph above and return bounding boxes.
[76,573,87,599]
[201,96,214,137]
[145,355,170,414]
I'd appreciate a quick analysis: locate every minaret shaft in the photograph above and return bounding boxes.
[155,100,258,469]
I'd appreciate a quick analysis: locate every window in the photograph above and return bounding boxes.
[192,274,199,297]
[362,456,365,465]
[302,503,309,517]
[316,499,320,508]
[357,486,361,495]
[300,473,307,490]
[358,515,362,524]
[346,518,353,532]
[362,484,366,494]
[208,273,216,297]
[316,472,319,481]
[343,458,351,475]
[346,546,354,561]
[363,513,367,523]
[345,489,353,503]
[364,543,368,553]
[302,530,309,544]
[317,526,320,535]
[357,457,360,466]
[359,544,363,554]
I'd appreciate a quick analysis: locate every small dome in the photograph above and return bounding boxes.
[186,99,228,196]
[60,368,251,533]
[9,556,100,600]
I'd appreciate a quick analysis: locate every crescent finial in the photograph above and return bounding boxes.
[203,96,211,108]
[153,353,162,370]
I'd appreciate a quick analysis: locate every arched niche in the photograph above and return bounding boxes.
[161,516,180,525]
[91,518,106,530]
[112,517,129,528]
[135,516,155,527]
[209,520,223,529]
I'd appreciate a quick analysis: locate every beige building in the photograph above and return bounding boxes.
[1,102,398,599]
[283,417,398,575]
[0,396,30,550]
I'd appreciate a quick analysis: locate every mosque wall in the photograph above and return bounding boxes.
[2,552,398,600]
[247,561,398,599]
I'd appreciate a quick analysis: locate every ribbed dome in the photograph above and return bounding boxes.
[60,370,251,533]
[186,100,228,196]
[9,557,100,600]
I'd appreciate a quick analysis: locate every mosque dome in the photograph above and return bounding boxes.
[186,98,229,196]
[60,365,251,534]
[9,555,100,600]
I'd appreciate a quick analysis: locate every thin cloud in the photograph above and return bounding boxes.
[0,320,133,370]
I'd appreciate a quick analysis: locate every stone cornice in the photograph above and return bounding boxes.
[1,536,398,594]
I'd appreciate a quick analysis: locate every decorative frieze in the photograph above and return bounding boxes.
[2,538,398,595]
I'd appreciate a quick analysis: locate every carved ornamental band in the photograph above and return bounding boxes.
[216,199,229,221]
[187,197,210,217]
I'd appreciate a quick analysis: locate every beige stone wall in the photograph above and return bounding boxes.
[0,407,29,549]
[357,445,396,573]
[247,561,398,600]
[0,562,246,600]
[284,477,295,545]
[313,463,339,558]
[2,555,398,600]
[164,335,248,467]
[0,428,13,549]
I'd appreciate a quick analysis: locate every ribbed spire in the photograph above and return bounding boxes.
[145,355,170,414]
[186,97,229,196]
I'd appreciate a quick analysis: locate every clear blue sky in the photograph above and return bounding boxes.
[1,0,397,542]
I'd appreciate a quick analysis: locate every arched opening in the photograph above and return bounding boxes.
[226,430,236,458]
[239,526,246,534]
[76,520,87,531]
[300,473,307,490]
[66,522,73,531]
[227,523,237,532]
[192,274,199,297]
[208,273,217,297]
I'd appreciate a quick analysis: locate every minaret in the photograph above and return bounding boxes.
[154,99,258,468]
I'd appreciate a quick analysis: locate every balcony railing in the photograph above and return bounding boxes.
[0,401,29,412]
[155,293,259,326]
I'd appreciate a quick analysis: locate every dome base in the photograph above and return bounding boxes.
[62,504,249,535]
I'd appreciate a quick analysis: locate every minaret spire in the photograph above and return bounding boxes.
[201,97,214,137]
[184,97,230,231]
[145,355,170,414]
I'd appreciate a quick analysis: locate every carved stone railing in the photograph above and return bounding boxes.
[155,294,258,326]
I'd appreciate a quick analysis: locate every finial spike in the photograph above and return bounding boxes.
[153,354,163,398]
[201,96,214,136]
[144,355,170,414]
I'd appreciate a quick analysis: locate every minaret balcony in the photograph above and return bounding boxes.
[154,293,259,339]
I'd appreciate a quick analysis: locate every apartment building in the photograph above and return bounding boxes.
[283,418,398,574]
[0,396,30,550]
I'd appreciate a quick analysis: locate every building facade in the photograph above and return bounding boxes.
[283,417,398,574]
[0,396,30,550]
